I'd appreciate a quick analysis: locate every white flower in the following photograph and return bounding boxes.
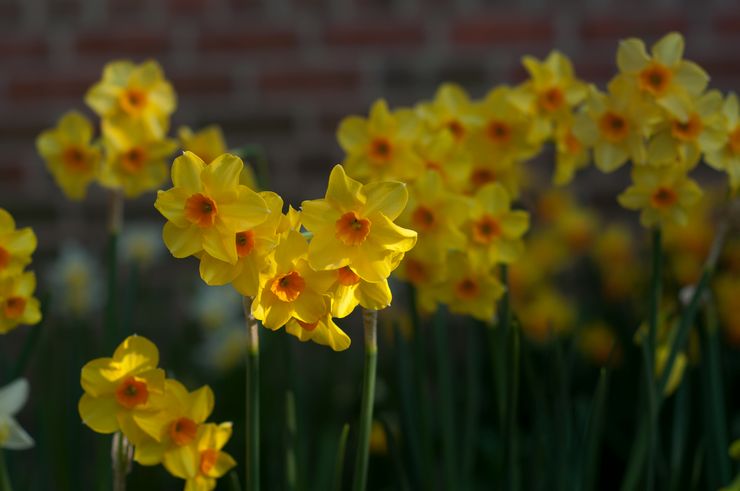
[47,242,102,319]
[0,378,34,450]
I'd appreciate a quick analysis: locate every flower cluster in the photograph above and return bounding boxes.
[78,335,235,490]
[154,152,416,350]
[0,208,41,334]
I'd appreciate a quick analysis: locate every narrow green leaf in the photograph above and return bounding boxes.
[582,368,610,491]
[333,424,350,491]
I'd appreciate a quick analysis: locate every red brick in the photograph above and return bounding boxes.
[76,32,170,56]
[451,16,553,46]
[6,75,93,101]
[258,67,360,93]
[579,14,688,41]
[0,37,47,58]
[0,162,23,185]
[199,29,298,52]
[714,11,740,35]
[324,23,425,47]
[167,0,208,14]
[170,75,232,95]
[0,3,20,24]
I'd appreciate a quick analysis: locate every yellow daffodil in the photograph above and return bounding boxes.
[715,274,740,347]
[399,170,468,252]
[78,335,166,443]
[510,50,587,136]
[86,60,176,139]
[655,344,687,396]
[328,265,393,318]
[615,32,709,108]
[338,99,423,182]
[0,272,41,334]
[705,92,740,189]
[516,288,574,344]
[48,242,102,319]
[663,197,714,285]
[572,82,653,172]
[0,209,37,280]
[134,379,214,466]
[593,224,638,300]
[431,252,505,323]
[100,120,178,198]
[154,152,269,264]
[252,230,334,330]
[284,313,351,351]
[36,111,102,200]
[554,206,598,254]
[416,83,481,144]
[300,164,417,283]
[179,125,228,166]
[465,183,529,265]
[647,89,725,167]
[198,191,283,297]
[464,136,530,198]
[413,130,471,193]
[394,242,447,314]
[163,422,236,491]
[618,167,702,228]
[469,86,542,167]
[578,322,622,366]
[553,118,590,185]
[0,378,34,450]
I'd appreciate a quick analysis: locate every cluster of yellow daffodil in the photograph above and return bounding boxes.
[0,208,41,334]
[153,152,416,350]
[35,59,242,202]
[78,335,235,490]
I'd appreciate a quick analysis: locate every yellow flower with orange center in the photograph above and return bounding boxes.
[328,264,396,318]
[338,99,423,182]
[251,230,335,330]
[618,167,702,228]
[705,92,740,190]
[85,60,176,139]
[463,136,530,198]
[413,130,472,193]
[36,111,102,200]
[0,209,37,281]
[132,379,214,467]
[300,165,417,283]
[416,83,481,145]
[154,152,269,264]
[178,125,228,167]
[516,287,575,344]
[100,120,178,198]
[197,191,284,297]
[577,322,622,367]
[284,313,351,351]
[163,422,236,491]
[0,272,41,334]
[553,117,590,185]
[615,32,709,108]
[78,335,166,443]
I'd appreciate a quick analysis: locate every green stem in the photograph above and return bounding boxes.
[104,190,123,351]
[433,308,457,490]
[645,227,662,491]
[285,391,298,491]
[111,432,132,491]
[242,297,260,491]
[461,321,481,489]
[333,424,350,491]
[582,368,610,491]
[10,292,47,380]
[505,321,520,491]
[0,450,12,491]
[352,309,378,491]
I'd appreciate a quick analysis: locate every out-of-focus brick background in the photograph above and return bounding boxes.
[1,0,739,252]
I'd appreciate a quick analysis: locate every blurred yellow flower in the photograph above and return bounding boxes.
[134,379,214,466]
[0,272,41,334]
[618,167,702,228]
[101,120,177,198]
[0,208,37,280]
[578,322,622,366]
[179,125,228,166]
[517,288,574,344]
[328,265,393,317]
[86,60,176,139]
[655,345,687,396]
[36,111,102,200]
[416,83,480,144]
[553,118,590,185]
[78,335,166,442]
[413,130,471,192]
[284,313,351,351]
[163,422,236,491]
[48,242,102,319]
[338,99,423,182]
[705,92,740,190]
[154,152,269,264]
[300,165,417,283]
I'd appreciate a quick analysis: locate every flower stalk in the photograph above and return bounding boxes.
[104,189,124,351]
[111,432,133,491]
[352,308,378,491]
[0,450,11,491]
[242,296,260,491]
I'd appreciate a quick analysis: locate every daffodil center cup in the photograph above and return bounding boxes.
[335,211,372,246]
[446,119,465,141]
[169,417,198,446]
[62,146,89,172]
[298,320,319,331]
[671,113,703,142]
[729,127,740,154]
[404,259,428,284]
[121,147,147,174]
[235,230,256,257]
[369,137,393,163]
[598,111,630,142]
[200,449,219,475]
[337,266,361,286]
[650,186,678,209]
[119,88,148,115]
[115,377,149,409]
[271,271,306,302]
[472,215,502,244]
[0,246,9,270]
[538,86,565,112]
[185,193,218,228]
[638,62,672,96]
[455,278,480,300]
[3,296,25,319]
[486,120,512,144]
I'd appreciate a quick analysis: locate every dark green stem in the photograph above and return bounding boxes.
[462,321,481,488]
[352,309,378,491]
[433,308,457,490]
[0,450,12,491]
[104,190,123,351]
[333,424,350,491]
[285,391,298,491]
[242,297,260,491]
[645,228,662,491]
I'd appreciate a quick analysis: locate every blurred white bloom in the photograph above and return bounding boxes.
[47,242,102,318]
[197,323,248,373]
[120,224,165,269]
[0,378,34,450]
[190,283,242,331]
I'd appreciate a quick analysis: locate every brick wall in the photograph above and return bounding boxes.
[1,0,739,255]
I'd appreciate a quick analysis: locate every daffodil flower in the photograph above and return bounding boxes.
[284,313,351,351]
[0,378,34,450]
[0,208,37,280]
[163,422,236,491]
[0,272,42,334]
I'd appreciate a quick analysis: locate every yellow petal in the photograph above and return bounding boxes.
[616,38,650,73]
[114,335,160,371]
[163,222,202,259]
[652,32,684,66]
[355,279,392,311]
[155,188,190,228]
[202,154,243,192]
[172,152,206,192]
[362,181,408,221]
[78,394,120,434]
[325,165,365,212]
[188,386,214,423]
[163,442,198,479]
[199,254,237,286]
[337,116,369,151]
